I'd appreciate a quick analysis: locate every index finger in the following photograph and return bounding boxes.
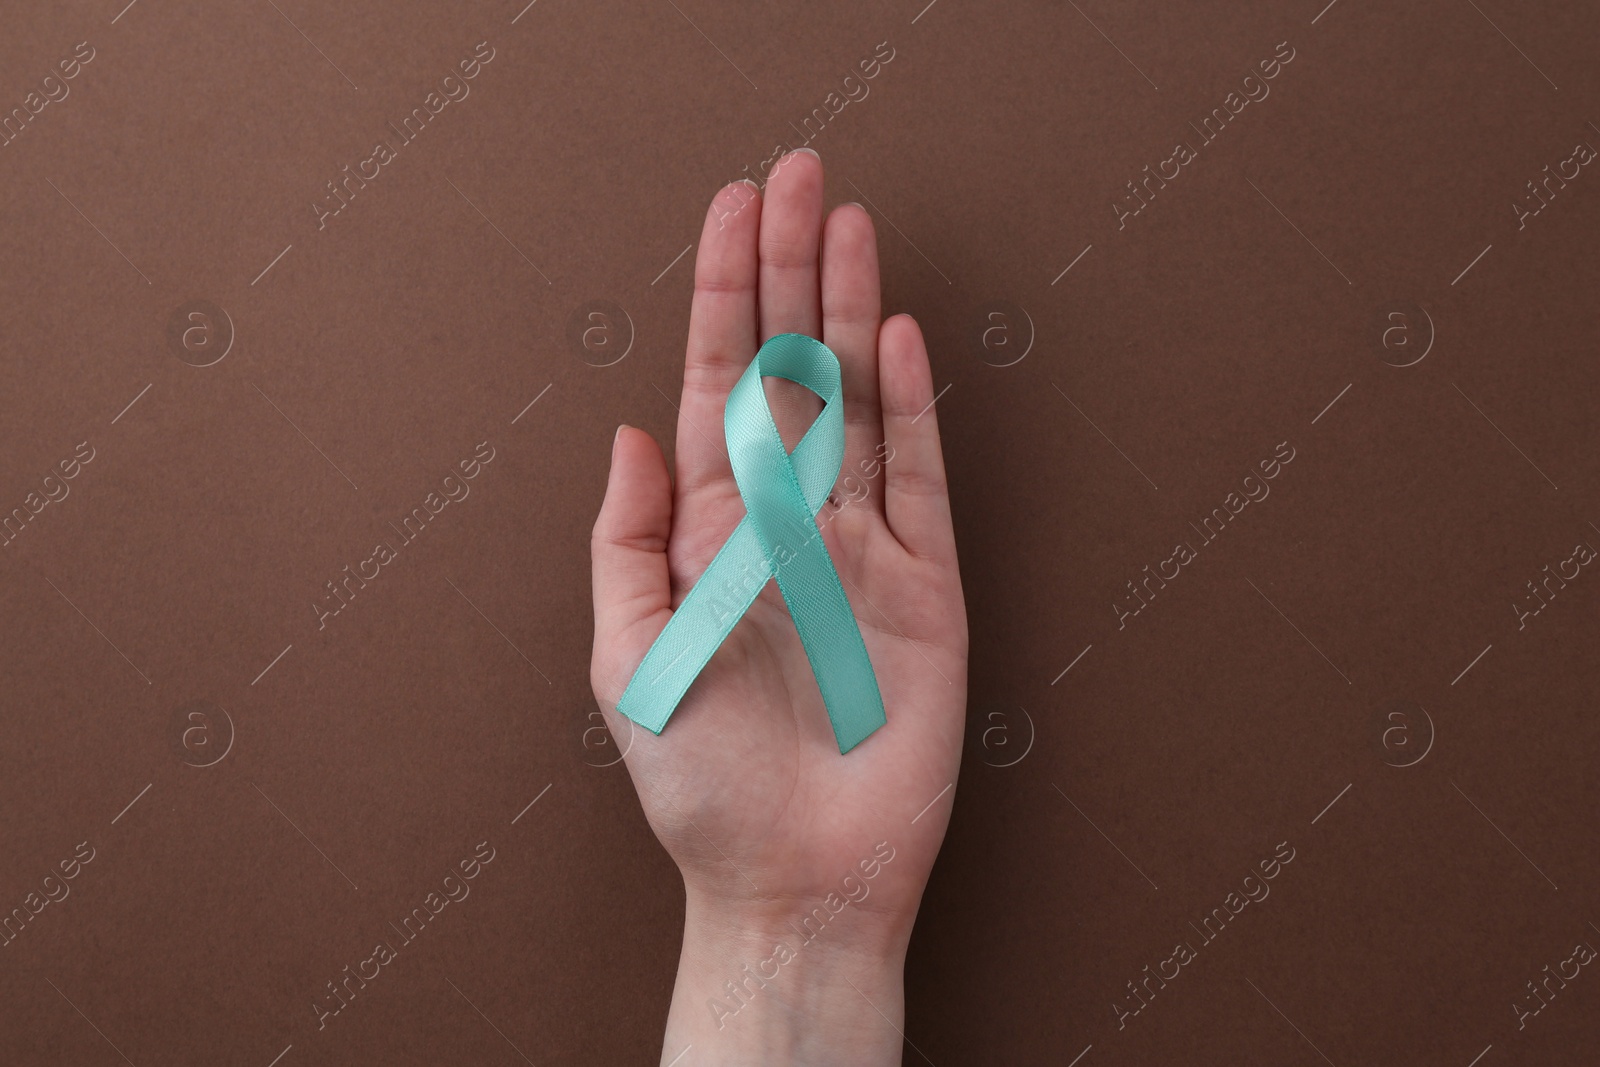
[675,180,762,502]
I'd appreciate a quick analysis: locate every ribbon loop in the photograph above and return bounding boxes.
[616,334,887,753]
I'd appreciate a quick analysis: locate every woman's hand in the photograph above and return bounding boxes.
[590,148,967,1066]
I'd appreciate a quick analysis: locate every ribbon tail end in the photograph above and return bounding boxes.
[615,701,669,736]
[832,709,888,755]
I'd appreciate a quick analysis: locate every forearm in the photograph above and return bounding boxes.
[660,887,910,1066]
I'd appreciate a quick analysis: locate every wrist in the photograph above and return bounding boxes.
[660,884,911,1066]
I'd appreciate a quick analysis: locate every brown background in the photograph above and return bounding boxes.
[2,0,1598,1063]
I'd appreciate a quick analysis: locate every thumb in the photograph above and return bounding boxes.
[590,425,673,700]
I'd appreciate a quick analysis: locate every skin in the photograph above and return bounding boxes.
[589,148,968,1066]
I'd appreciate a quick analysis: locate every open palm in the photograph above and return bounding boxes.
[590,150,967,939]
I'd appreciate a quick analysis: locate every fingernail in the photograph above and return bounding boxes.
[844,201,866,211]
[792,146,820,160]
[613,424,628,455]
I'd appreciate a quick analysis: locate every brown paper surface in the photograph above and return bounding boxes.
[2,0,1597,1063]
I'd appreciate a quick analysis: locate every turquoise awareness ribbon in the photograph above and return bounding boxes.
[616,333,887,753]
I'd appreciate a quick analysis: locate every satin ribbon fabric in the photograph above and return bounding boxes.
[616,334,887,753]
